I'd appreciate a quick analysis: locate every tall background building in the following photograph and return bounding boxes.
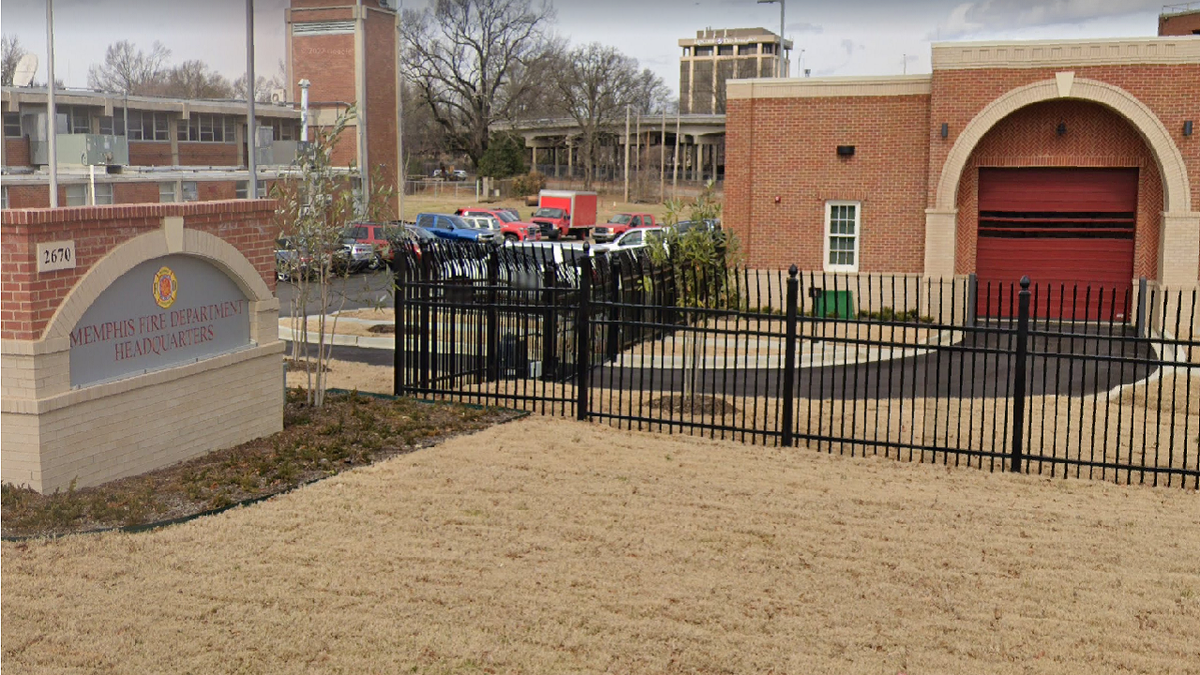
[287,0,399,206]
[679,28,793,114]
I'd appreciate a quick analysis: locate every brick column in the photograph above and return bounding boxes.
[923,208,958,279]
[1159,212,1200,290]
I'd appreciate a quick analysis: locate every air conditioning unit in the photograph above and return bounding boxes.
[270,88,287,104]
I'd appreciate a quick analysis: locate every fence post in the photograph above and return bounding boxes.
[966,273,978,328]
[1136,276,1148,338]
[393,254,405,396]
[576,246,593,421]
[605,255,621,360]
[781,265,799,447]
[418,251,432,391]
[485,248,500,382]
[1010,276,1031,473]
[542,264,558,380]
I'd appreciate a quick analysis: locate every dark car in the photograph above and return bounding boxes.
[385,225,439,270]
[275,235,364,281]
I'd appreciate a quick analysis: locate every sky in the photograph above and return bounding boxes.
[1,0,1169,96]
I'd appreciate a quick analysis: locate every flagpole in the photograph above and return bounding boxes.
[246,0,258,199]
[46,0,58,207]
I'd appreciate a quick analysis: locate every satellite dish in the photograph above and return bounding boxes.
[13,54,38,88]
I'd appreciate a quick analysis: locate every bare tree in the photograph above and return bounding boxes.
[87,40,171,95]
[400,0,556,167]
[164,60,234,99]
[232,72,285,103]
[2,35,27,86]
[553,43,638,189]
[631,68,672,116]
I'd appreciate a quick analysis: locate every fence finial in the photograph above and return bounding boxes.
[1020,275,1031,290]
[788,264,798,277]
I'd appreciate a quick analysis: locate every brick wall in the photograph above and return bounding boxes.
[725,95,930,272]
[927,65,1200,211]
[1,201,278,341]
[1159,10,1200,35]
[365,6,399,215]
[116,182,163,205]
[953,99,1163,277]
[5,349,284,492]
[290,0,398,210]
[179,142,239,166]
[4,138,30,166]
[129,141,174,165]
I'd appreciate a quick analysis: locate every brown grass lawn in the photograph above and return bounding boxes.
[3,408,1199,672]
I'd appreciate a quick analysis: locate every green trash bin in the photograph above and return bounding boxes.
[815,290,855,319]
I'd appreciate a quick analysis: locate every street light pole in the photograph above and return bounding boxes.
[757,0,786,78]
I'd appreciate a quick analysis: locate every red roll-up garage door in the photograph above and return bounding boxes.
[975,167,1137,321]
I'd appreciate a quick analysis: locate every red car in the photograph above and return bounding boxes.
[343,221,406,268]
[455,208,541,242]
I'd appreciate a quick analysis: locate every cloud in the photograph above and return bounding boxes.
[786,22,823,34]
[931,0,1163,39]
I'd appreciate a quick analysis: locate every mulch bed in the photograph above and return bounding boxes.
[284,358,332,373]
[367,324,396,334]
[1,390,522,539]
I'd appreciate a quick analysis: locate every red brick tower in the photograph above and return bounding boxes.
[286,0,399,213]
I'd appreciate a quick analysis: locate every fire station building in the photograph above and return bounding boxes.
[724,36,1200,311]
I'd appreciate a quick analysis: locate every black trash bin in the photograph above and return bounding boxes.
[499,333,528,378]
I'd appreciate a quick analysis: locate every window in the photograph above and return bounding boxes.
[181,181,198,202]
[94,183,114,205]
[4,113,21,137]
[695,46,713,57]
[824,201,860,272]
[266,118,297,141]
[740,44,758,55]
[70,106,91,134]
[236,180,266,199]
[179,114,237,143]
[65,184,87,206]
[1,186,8,209]
[98,114,125,136]
[127,110,171,141]
[159,182,177,203]
[717,45,734,56]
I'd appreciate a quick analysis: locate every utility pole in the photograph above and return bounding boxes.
[757,0,786,77]
[46,0,58,207]
[394,11,405,221]
[623,106,630,204]
[635,112,641,198]
[672,109,680,198]
[660,108,666,203]
[246,0,257,199]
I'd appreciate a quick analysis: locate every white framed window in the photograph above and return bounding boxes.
[236,180,267,199]
[159,182,177,203]
[94,183,114,205]
[128,110,171,141]
[1,186,9,209]
[65,184,87,206]
[824,201,860,272]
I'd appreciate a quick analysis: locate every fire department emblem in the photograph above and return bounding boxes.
[153,266,178,309]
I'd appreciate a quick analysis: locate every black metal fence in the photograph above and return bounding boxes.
[394,242,1199,488]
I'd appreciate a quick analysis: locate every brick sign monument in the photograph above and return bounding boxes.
[1,202,284,493]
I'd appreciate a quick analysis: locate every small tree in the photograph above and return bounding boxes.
[645,181,739,401]
[272,106,394,407]
[477,133,526,178]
